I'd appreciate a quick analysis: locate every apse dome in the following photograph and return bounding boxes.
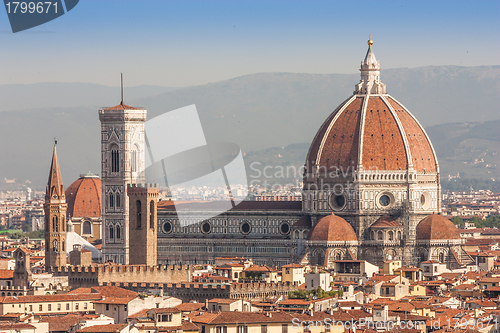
[307,213,357,242]
[416,214,461,241]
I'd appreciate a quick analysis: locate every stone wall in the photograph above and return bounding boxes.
[49,264,192,289]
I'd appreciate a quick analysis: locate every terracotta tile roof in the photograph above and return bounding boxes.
[1,293,101,304]
[281,263,304,268]
[102,102,143,111]
[243,265,276,273]
[0,323,36,330]
[454,284,477,290]
[191,311,295,325]
[176,303,205,312]
[362,97,409,171]
[0,270,14,279]
[370,215,402,228]
[93,296,136,305]
[40,314,81,332]
[208,298,239,304]
[306,96,363,171]
[148,307,182,314]
[182,321,200,331]
[278,299,310,305]
[416,214,461,240]
[386,97,437,172]
[77,323,128,332]
[307,213,357,242]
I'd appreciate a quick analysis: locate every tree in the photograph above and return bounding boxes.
[450,216,464,227]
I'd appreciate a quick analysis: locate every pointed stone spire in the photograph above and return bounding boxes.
[45,142,65,202]
[354,36,387,95]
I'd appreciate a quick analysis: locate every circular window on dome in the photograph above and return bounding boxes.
[329,193,346,211]
[280,222,291,235]
[376,192,394,209]
[421,192,431,210]
[201,221,211,234]
[162,221,173,234]
[240,221,251,235]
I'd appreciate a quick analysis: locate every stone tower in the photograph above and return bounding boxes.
[99,101,147,264]
[127,184,158,266]
[44,143,67,269]
[13,248,32,288]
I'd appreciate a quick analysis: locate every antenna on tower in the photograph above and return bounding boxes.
[121,72,124,104]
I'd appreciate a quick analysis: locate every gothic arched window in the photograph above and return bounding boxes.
[116,225,121,239]
[131,149,137,173]
[109,192,114,208]
[52,240,58,252]
[136,200,142,228]
[116,193,120,208]
[149,200,155,229]
[111,146,119,173]
[109,225,114,240]
[52,216,58,232]
[377,231,383,240]
[83,221,91,235]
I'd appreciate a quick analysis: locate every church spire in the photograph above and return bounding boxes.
[354,36,387,95]
[45,141,65,202]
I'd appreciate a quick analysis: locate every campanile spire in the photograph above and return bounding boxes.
[44,142,67,269]
[354,37,387,95]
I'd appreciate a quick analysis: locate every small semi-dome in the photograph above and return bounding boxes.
[65,172,102,218]
[416,214,461,241]
[307,213,357,242]
[371,215,402,228]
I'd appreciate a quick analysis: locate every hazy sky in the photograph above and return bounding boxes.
[1,0,499,87]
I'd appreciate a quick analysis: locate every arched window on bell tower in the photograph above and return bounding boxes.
[52,240,58,252]
[109,225,114,240]
[109,192,114,208]
[149,200,154,229]
[131,148,137,173]
[52,216,58,232]
[136,200,142,228]
[111,145,119,173]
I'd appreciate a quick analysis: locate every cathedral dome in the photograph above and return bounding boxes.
[65,172,102,218]
[305,39,438,175]
[307,213,357,242]
[416,214,461,241]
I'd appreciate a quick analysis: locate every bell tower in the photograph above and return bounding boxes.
[127,184,158,266]
[99,88,147,264]
[44,143,67,270]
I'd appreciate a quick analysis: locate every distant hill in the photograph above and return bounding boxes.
[0,83,179,111]
[0,66,498,190]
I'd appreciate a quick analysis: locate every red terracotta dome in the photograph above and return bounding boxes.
[305,40,438,175]
[307,213,357,242]
[65,172,102,218]
[416,214,461,241]
[371,215,402,228]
